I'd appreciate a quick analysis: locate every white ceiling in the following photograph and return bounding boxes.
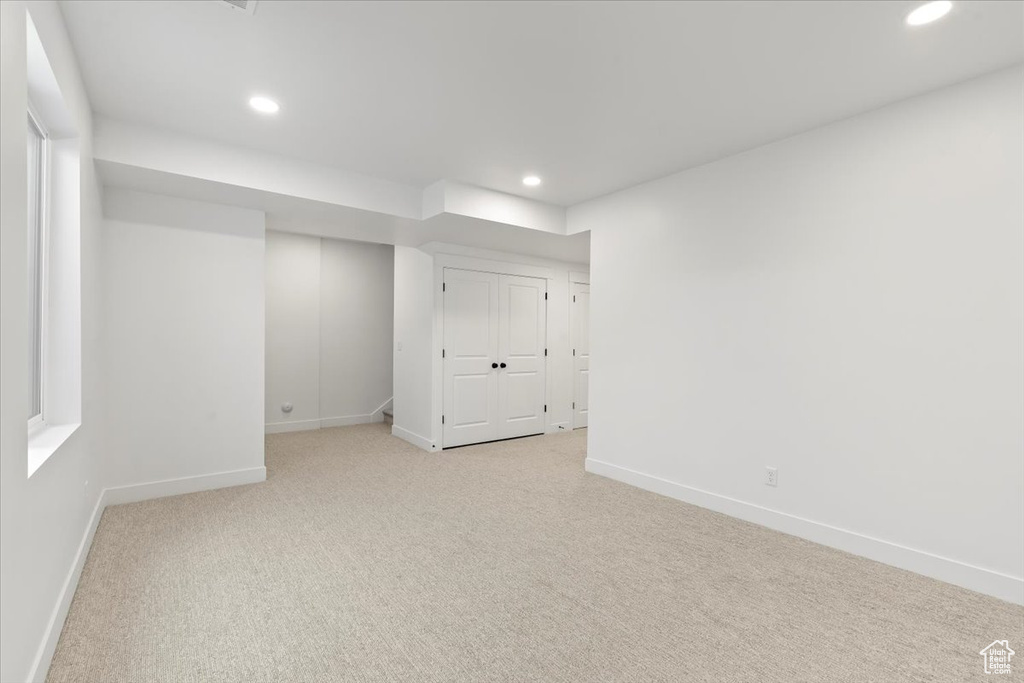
[61,0,1023,206]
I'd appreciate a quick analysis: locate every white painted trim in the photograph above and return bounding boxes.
[266,404,393,434]
[27,102,49,433]
[569,280,589,430]
[392,425,437,451]
[26,422,80,478]
[26,489,106,683]
[265,418,322,434]
[432,261,444,449]
[435,253,557,281]
[585,458,1024,606]
[320,413,383,429]
[367,396,393,421]
[569,270,590,285]
[103,466,267,506]
[422,242,587,274]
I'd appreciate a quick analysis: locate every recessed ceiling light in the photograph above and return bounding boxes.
[906,1,952,26]
[522,175,541,187]
[249,95,279,114]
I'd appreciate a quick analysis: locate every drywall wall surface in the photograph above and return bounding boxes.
[0,2,105,680]
[265,230,321,428]
[318,237,394,423]
[392,242,588,450]
[570,66,1024,601]
[265,231,394,431]
[101,188,265,488]
[392,245,436,447]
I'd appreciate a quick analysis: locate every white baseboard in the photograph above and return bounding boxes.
[368,397,393,422]
[103,466,267,506]
[26,490,106,683]
[320,413,382,429]
[266,409,391,434]
[265,418,321,434]
[392,425,436,451]
[585,458,1024,606]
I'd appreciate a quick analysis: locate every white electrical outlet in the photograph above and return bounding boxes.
[765,466,778,487]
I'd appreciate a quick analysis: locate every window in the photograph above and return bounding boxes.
[25,11,82,476]
[27,107,46,426]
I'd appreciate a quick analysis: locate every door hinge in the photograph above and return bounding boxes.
[573,295,576,302]
[442,415,445,424]
[443,282,446,292]
[544,404,547,412]
[442,348,445,358]
[573,348,576,356]
[573,402,576,409]
[544,348,547,356]
[544,292,548,300]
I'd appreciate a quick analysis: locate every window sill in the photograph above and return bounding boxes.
[28,422,80,478]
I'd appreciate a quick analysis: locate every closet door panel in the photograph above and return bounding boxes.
[443,269,500,447]
[497,274,547,440]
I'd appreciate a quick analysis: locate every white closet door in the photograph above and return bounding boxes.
[497,274,547,440]
[443,269,500,447]
[571,282,590,428]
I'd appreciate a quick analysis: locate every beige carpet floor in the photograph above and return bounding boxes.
[48,424,1022,682]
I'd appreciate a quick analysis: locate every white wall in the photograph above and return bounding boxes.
[392,242,588,451]
[569,66,1024,603]
[265,231,321,429]
[265,231,394,432]
[392,246,437,448]
[0,2,105,680]
[319,236,394,424]
[101,189,266,490]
